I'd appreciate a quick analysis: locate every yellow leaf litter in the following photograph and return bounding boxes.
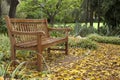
[8,43,120,80]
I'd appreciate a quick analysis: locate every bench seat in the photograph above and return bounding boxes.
[15,37,67,49]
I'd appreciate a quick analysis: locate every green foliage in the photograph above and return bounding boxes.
[11,61,26,79]
[0,53,4,62]
[0,61,26,79]
[17,0,83,24]
[0,65,5,77]
[50,31,64,37]
[0,61,12,78]
[69,37,98,50]
[77,38,98,50]
[0,34,32,60]
[14,0,120,36]
[80,0,120,36]
[17,0,42,18]
[98,26,108,36]
[0,17,7,34]
[88,34,120,45]
[74,24,97,37]
[104,0,120,34]
[0,34,10,60]
[102,0,116,15]
[0,36,10,77]
[0,34,10,50]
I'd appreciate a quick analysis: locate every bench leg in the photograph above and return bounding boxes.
[37,49,43,71]
[47,48,50,54]
[65,41,68,55]
[11,48,16,66]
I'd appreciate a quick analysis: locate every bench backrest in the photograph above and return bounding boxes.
[5,16,49,44]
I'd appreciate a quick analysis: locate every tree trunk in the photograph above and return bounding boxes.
[0,0,1,17]
[89,0,93,27]
[86,0,89,26]
[98,18,100,32]
[49,16,55,26]
[9,0,19,18]
[97,0,100,33]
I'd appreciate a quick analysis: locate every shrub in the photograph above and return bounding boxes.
[0,65,5,77]
[0,61,26,80]
[0,17,7,34]
[74,24,97,37]
[0,34,35,60]
[77,39,98,50]
[88,34,120,45]
[68,37,79,47]
[69,37,98,50]
[98,26,108,35]
[0,34,10,60]
[79,27,96,37]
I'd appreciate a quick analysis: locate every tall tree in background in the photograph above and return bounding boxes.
[9,0,19,18]
[104,0,120,35]
[90,0,103,33]
[86,0,89,25]
[81,0,94,27]
[0,0,1,17]
[89,0,94,27]
[97,0,100,33]
[71,0,83,22]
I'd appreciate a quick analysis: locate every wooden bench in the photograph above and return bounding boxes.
[5,16,71,71]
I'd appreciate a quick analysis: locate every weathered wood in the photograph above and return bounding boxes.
[5,15,71,71]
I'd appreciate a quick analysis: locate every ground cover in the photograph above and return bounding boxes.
[0,35,120,80]
[3,43,120,80]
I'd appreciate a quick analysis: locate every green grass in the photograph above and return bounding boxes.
[54,22,104,29]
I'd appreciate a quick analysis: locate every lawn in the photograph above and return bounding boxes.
[54,22,104,29]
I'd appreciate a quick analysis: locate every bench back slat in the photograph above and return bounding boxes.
[5,16,49,44]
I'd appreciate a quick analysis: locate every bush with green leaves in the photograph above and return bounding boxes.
[0,53,4,62]
[0,61,26,79]
[0,34,36,61]
[0,34,10,60]
[0,65,5,77]
[98,26,108,35]
[77,39,98,50]
[88,34,120,45]
[0,17,7,34]
[74,24,97,37]
[69,37,98,50]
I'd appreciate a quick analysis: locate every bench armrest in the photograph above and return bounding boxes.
[12,31,46,36]
[48,27,71,32]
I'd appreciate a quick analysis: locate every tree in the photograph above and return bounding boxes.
[18,0,76,25]
[81,0,95,27]
[89,0,103,33]
[0,0,1,17]
[71,0,83,22]
[9,0,19,18]
[17,0,84,25]
[40,0,73,25]
[104,0,120,35]
[17,0,42,18]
